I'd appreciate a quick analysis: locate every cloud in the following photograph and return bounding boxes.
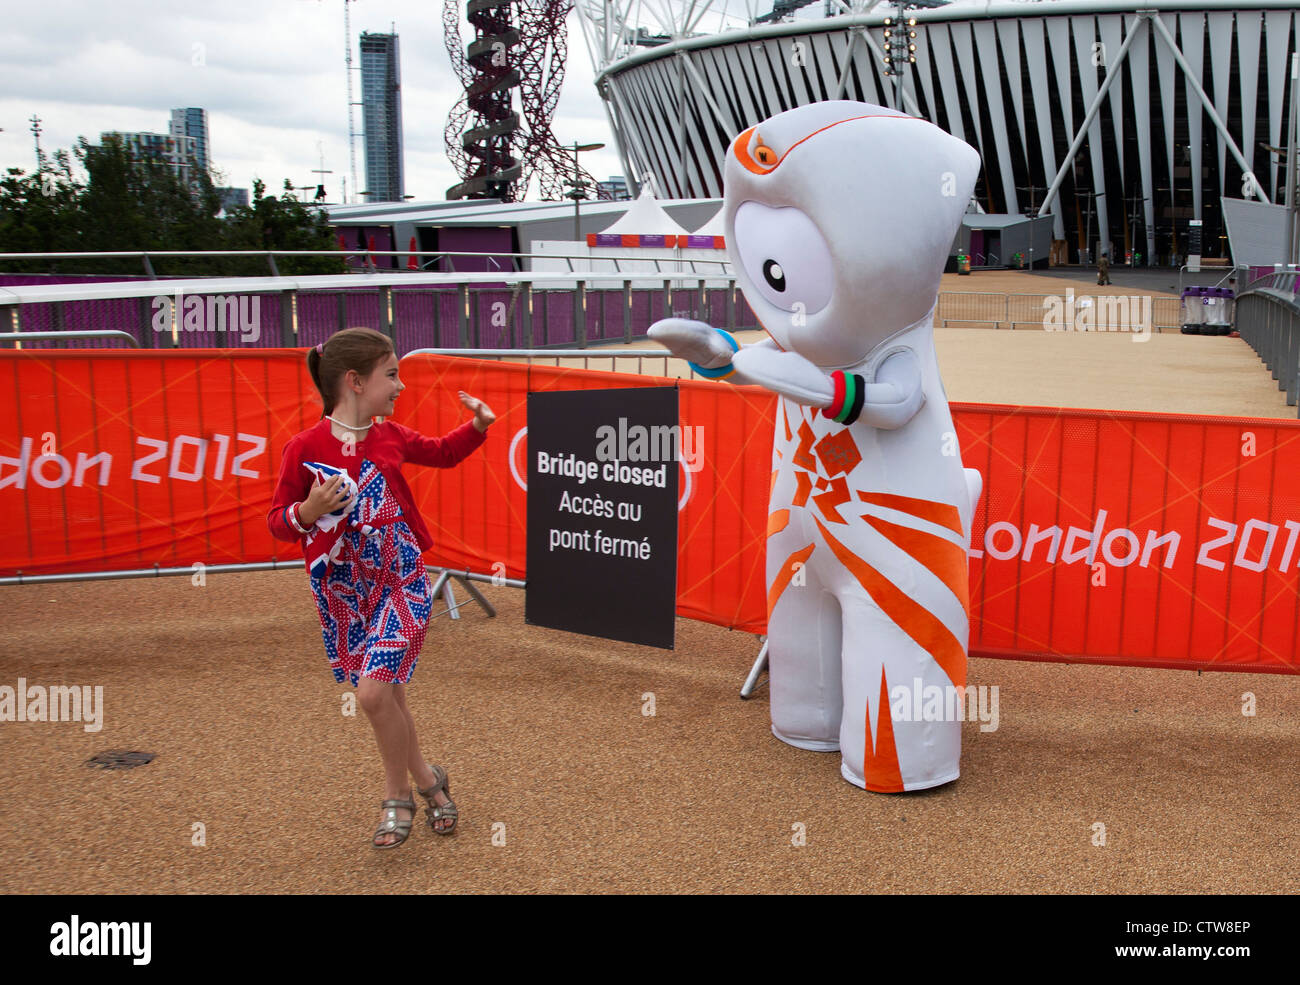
[0,0,626,202]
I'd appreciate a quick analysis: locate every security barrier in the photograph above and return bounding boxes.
[936,292,1181,332]
[1235,283,1300,413]
[3,349,1298,674]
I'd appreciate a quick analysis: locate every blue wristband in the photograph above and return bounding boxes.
[688,329,740,379]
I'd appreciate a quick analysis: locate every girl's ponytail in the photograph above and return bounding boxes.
[306,345,328,418]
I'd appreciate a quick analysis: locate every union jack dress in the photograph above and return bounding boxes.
[309,457,434,687]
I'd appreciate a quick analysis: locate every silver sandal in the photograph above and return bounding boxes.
[417,764,458,835]
[372,791,415,849]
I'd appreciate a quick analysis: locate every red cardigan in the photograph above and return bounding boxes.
[267,417,486,561]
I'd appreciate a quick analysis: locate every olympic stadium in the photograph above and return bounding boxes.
[574,0,1300,265]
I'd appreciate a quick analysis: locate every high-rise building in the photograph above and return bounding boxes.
[100,130,199,184]
[597,176,631,201]
[216,187,250,213]
[359,31,404,202]
[169,107,210,174]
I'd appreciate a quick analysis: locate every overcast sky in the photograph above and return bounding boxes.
[0,0,626,203]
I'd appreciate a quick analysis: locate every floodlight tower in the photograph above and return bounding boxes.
[880,1,949,114]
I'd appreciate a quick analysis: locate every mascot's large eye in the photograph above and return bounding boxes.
[762,260,786,292]
[733,202,833,315]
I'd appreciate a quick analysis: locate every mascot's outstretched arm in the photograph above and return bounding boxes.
[648,317,925,430]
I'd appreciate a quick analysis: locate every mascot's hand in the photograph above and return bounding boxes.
[731,346,834,407]
[648,319,739,377]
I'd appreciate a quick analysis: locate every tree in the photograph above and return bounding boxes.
[0,136,346,276]
[220,178,345,275]
[0,151,83,270]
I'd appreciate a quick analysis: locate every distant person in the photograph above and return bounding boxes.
[1097,251,1111,286]
[267,327,495,848]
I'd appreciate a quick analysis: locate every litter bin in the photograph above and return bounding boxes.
[957,253,971,275]
[1180,287,1205,334]
[1202,287,1234,335]
[1013,252,1025,269]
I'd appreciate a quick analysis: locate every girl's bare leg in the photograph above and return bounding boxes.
[394,683,455,831]
[393,684,436,788]
[357,677,413,846]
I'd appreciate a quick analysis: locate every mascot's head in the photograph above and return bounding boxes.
[723,101,980,368]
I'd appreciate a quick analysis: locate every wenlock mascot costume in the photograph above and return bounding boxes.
[650,102,983,792]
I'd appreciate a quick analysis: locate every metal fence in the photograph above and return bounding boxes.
[0,248,735,279]
[1234,283,1300,415]
[935,292,1182,332]
[4,268,1197,351]
[0,271,759,353]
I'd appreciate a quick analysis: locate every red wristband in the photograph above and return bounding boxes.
[822,370,846,420]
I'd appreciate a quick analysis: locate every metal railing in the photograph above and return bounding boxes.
[1,277,1195,349]
[0,248,734,278]
[1177,262,1249,296]
[0,269,754,352]
[1234,281,1300,414]
[0,330,138,348]
[1245,268,1300,296]
[935,292,1181,332]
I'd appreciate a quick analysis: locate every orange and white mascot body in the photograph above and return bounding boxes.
[650,102,983,791]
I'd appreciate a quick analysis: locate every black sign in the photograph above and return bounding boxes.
[525,387,679,649]
[1187,219,1202,257]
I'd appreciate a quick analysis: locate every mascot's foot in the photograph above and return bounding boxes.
[840,761,960,793]
[771,724,840,753]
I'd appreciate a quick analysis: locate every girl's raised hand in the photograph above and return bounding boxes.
[458,390,496,432]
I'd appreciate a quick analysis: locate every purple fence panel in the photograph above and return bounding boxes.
[16,302,53,337]
[471,289,516,349]
[735,291,758,330]
[5,282,737,352]
[536,290,577,346]
[393,291,439,354]
[592,289,626,342]
[296,292,340,348]
[14,298,141,348]
[68,298,139,342]
[344,290,382,332]
[438,291,462,348]
[669,287,702,322]
[703,289,729,329]
[581,288,603,343]
[167,292,279,349]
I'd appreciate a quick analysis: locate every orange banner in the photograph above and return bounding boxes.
[0,349,317,575]
[397,355,774,632]
[3,350,1299,674]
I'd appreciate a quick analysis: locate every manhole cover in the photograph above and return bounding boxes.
[86,750,156,770]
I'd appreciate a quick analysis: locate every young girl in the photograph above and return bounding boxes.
[266,327,494,849]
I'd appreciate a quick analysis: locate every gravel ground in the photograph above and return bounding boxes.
[1,576,1297,894]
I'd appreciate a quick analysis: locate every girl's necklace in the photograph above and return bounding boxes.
[327,415,373,432]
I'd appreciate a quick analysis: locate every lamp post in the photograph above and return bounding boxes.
[565,141,605,241]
